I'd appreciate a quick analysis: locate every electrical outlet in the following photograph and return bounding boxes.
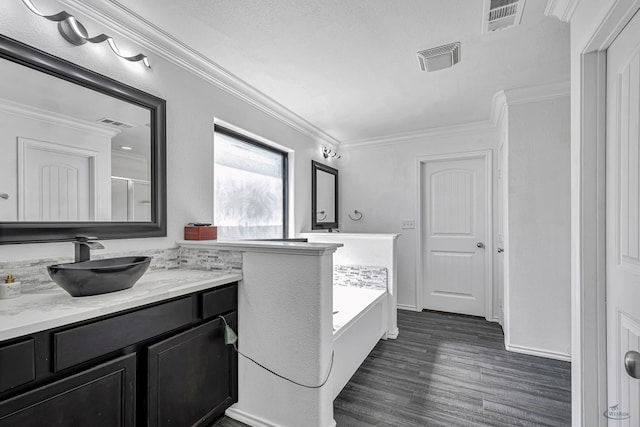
[401,219,415,229]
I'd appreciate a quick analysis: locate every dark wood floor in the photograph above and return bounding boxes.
[214,310,571,426]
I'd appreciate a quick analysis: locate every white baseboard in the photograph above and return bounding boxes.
[397,304,419,312]
[505,343,571,362]
[386,328,399,339]
[226,406,274,427]
[225,406,337,427]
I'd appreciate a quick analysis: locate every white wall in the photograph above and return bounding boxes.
[0,1,329,260]
[505,94,571,360]
[338,127,499,312]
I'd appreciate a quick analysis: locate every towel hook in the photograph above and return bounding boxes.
[348,210,364,221]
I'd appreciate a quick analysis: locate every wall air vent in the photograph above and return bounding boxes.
[484,0,526,32]
[417,42,461,72]
[97,117,134,129]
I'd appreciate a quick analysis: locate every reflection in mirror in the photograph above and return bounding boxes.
[0,34,166,244]
[316,171,335,223]
[0,53,151,222]
[311,160,338,230]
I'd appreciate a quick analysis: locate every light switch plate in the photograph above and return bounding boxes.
[401,220,415,229]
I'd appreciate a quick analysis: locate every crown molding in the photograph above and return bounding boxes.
[503,81,570,105]
[490,90,508,128]
[340,120,496,150]
[58,0,341,148]
[545,0,581,23]
[0,98,120,138]
[489,82,569,129]
[341,81,570,150]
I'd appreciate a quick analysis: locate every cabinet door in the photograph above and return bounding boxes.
[147,313,237,427]
[0,353,135,426]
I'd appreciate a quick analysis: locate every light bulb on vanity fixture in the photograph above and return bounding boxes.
[322,147,341,160]
[21,0,151,68]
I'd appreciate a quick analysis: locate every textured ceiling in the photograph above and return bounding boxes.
[112,0,569,143]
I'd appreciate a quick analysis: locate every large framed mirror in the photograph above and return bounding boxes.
[0,34,166,244]
[311,160,338,230]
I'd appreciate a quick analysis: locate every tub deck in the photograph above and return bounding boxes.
[333,285,385,335]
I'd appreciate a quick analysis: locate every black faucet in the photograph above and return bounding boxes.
[73,236,104,262]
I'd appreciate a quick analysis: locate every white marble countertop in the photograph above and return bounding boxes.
[0,269,242,341]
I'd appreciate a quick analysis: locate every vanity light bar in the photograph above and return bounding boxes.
[21,0,151,68]
[322,147,341,159]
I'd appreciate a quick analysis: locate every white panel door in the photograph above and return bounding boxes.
[422,157,487,317]
[606,10,640,424]
[19,139,95,221]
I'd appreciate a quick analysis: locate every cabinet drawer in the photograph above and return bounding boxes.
[54,297,193,371]
[0,340,35,393]
[202,285,237,319]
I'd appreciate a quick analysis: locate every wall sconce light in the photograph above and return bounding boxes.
[322,147,341,159]
[22,0,151,68]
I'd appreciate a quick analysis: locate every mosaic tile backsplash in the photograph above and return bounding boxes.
[1,248,381,292]
[333,265,387,291]
[178,247,242,273]
[0,246,241,292]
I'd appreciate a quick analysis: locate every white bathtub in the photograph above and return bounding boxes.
[331,285,387,400]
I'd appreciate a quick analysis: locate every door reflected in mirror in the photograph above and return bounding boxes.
[311,160,338,230]
[0,54,151,222]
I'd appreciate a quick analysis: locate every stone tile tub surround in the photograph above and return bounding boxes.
[333,265,387,291]
[0,246,241,293]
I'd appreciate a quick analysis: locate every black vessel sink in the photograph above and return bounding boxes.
[47,256,152,297]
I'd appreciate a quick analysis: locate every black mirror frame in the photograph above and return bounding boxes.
[311,160,338,230]
[0,34,167,244]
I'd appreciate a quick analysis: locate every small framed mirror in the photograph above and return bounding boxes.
[311,160,338,230]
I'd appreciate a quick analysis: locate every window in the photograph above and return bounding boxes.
[213,126,288,239]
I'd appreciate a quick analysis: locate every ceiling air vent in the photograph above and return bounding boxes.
[417,42,461,72]
[484,0,526,32]
[97,117,134,129]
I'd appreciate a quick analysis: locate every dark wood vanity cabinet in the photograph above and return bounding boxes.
[0,354,136,427]
[148,313,237,427]
[0,282,238,427]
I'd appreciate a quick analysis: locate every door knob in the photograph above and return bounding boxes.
[476,242,485,249]
[497,248,504,253]
[624,351,640,379]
